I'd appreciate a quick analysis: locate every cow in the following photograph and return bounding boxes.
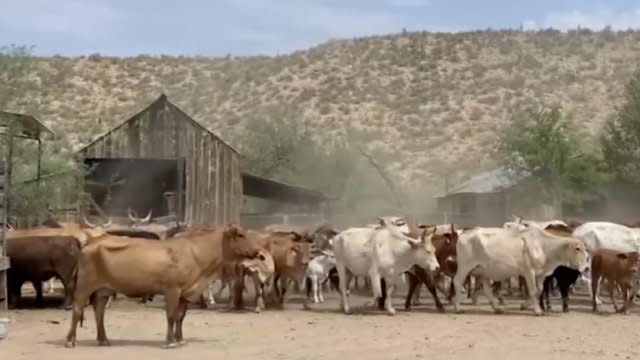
[591,248,640,315]
[332,217,440,315]
[6,235,82,310]
[305,249,336,303]
[536,223,583,313]
[572,221,640,304]
[255,231,312,308]
[64,224,262,349]
[452,219,588,315]
[202,247,275,313]
[403,224,458,312]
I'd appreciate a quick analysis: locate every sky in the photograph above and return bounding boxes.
[1,0,640,57]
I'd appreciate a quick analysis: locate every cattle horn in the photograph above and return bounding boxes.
[141,209,152,224]
[103,218,113,228]
[82,215,97,228]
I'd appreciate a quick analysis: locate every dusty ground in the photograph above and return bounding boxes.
[1,282,639,360]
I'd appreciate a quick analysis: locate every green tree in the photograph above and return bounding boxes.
[601,65,640,182]
[0,44,75,221]
[497,105,607,206]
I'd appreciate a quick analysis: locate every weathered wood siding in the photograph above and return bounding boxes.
[77,95,241,225]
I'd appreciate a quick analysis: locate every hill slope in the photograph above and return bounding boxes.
[8,29,640,186]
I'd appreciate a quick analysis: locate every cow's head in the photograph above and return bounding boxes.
[420,223,458,259]
[222,224,261,262]
[618,251,640,275]
[286,242,311,270]
[240,248,275,283]
[404,225,439,273]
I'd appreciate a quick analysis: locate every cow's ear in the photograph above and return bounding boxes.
[616,253,629,260]
[417,224,430,229]
[407,237,420,248]
[224,224,239,238]
[377,217,386,226]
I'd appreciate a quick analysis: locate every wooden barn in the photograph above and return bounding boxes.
[76,94,242,226]
[75,94,330,230]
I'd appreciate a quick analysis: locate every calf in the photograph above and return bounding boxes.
[591,249,640,315]
[305,250,336,303]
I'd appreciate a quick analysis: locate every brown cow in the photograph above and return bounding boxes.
[404,224,458,312]
[64,224,261,349]
[6,234,82,309]
[253,231,311,308]
[591,248,640,315]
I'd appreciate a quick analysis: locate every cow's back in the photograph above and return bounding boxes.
[7,236,80,279]
[573,222,640,253]
[457,227,527,278]
[333,227,374,275]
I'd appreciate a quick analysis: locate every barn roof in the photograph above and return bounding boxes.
[242,172,329,203]
[75,93,240,154]
[436,166,525,198]
[0,111,54,139]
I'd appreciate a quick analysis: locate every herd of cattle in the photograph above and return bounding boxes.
[4,214,640,349]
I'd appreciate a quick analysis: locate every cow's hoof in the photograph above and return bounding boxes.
[454,308,464,314]
[519,304,530,311]
[386,308,396,316]
[494,306,505,314]
[64,340,76,348]
[98,339,111,346]
[254,307,261,313]
[562,307,569,313]
[436,305,446,313]
[164,342,179,349]
[178,339,187,346]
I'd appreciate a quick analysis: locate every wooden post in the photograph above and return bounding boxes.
[0,158,9,311]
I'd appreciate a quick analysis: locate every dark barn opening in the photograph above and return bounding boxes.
[83,157,186,219]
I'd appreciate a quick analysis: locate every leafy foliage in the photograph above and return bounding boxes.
[0,45,76,221]
[601,65,640,182]
[497,105,607,204]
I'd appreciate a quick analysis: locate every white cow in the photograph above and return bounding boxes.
[453,220,588,315]
[305,250,336,303]
[572,221,640,304]
[333,217,440,315]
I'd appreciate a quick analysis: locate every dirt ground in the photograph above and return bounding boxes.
[1,281,639,360]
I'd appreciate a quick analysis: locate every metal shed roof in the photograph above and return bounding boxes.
[0,111,54,139]
[436,166,524,198]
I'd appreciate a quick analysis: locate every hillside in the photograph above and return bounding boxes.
[7,29,640,187]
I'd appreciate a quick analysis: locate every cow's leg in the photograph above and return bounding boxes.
[412,280,422,305]
[47,278,56,294]
[336,263,351,314]
[383,276,398,315]
[480,277,504,314]
[492,281,505,305]
[92,292,111,346]
[251,274,265,313]
[174,298,189,345]
[559,277,572,313]
[453,266,474,313]
[404,271,421,311]
[419,267,445,312]
[368,269,384,310]
[318,275,327,303]
[539,276,552,312]
[163,289,180,348]
[65,280,98,348]
[377,278,387,310]
[591,271,601,312]
[310,274,320,303]
[519,271,542,315]
[34,280,44,307]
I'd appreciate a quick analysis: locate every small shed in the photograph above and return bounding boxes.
[76,94,242,225]
[436,166,558,226]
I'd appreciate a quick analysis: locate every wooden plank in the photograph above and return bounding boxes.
[215,142,221,224]
[0,257,9,271]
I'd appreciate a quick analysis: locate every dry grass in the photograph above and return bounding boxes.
[8,29,640,185]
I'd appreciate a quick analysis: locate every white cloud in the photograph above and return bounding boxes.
[0,0,123,41]
[528,7,640,31]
